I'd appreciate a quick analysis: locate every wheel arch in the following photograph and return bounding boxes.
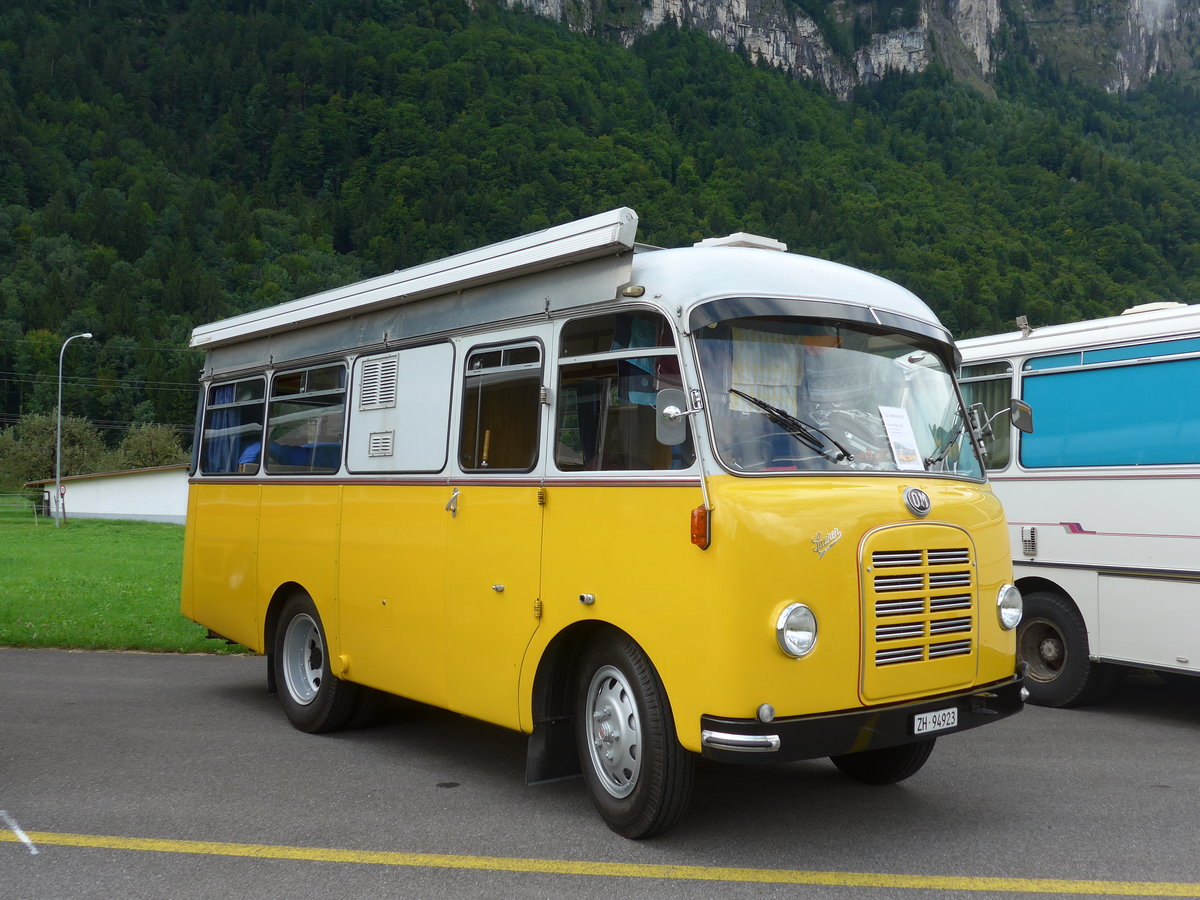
[524,621,637,785]
[263,580,312,695]
[1017,568,1114,645]
[1015,575,1069,600]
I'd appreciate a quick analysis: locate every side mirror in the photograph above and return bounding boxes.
[1010,398,1034,434]
[655,389,689,446]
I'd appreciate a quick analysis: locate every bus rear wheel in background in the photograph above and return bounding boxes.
[273,591,364,733]
[1156,670,1200,690]
[1017,590,1125,708]
[830,738,935,784]
[575,632,694,839]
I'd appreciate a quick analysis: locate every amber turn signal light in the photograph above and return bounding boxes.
[691,505,711,549]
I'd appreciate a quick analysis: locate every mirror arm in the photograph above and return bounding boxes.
[662,405,702,421]
[985,409,1010,429]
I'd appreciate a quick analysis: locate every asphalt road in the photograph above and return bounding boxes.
[2,648,1199,899]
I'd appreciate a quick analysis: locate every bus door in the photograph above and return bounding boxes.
[339,343,456,708]
[444,335,548,728]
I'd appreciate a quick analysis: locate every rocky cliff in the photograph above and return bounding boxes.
[495,0,1197,98]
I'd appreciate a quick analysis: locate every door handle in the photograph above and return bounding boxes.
[444,488,460,518]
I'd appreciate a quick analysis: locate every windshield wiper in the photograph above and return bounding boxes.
[729,389,853,463]
[924,412,965,467]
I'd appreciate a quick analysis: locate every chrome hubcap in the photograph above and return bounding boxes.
[585,665,641,799]
[282,613,323,705]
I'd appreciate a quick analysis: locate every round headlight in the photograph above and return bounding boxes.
[997,584,1022,630]
[776,603,818,658]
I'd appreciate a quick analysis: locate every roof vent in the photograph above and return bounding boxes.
[1120,302,1187,315]
[694,232,787,252]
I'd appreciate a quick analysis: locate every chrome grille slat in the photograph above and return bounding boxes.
[929,572,972,588]
[928,549,970,565]
[928,639,972,658]
[875,574,925,592]
[876,623,926,641]
[872,550,923,567]
[876,646,924,665]
[929,616,973,635]
[930,594,972,611]
[876,598,926,616]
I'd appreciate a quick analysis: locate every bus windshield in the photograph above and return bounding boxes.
[694,315,982,478]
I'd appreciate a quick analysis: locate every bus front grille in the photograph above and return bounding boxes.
[861,530,979,700]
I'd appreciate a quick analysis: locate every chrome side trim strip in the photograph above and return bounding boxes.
[1013,559,1200,581]
[700,730,781,753]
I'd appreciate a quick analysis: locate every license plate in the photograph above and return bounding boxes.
[913,706,958,735]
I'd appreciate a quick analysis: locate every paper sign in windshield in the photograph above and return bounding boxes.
[879,405,925,471]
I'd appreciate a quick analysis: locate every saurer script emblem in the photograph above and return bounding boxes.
[812,528,843,559]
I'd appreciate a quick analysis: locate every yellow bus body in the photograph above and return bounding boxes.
[183,471,1015,753]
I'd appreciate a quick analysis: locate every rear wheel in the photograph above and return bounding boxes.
[575,632,693,839]
[1017,591,1124,708]
[273,592,362,733]
[830,738,935,784]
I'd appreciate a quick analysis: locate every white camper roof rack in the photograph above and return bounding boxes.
[191,208,639,349]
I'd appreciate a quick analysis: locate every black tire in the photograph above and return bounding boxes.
[346,684,387,728]
[575,632,694,839]
[830,738,935,785]
[1016,590,1124,708]
[1156,670,1199,690]
[272,592,362,734]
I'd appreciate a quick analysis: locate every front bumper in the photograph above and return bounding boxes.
[700,671,1024,763]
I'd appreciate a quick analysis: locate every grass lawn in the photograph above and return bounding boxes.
[0,518,244,653]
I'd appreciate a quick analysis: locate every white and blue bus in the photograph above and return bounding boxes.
[958,303,1200,706]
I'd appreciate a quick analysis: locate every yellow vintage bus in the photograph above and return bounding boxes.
[182,209,1026,838]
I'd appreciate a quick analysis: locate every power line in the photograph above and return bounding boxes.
[0,336,201,355]
[0,411,193,431]
[0,369,198,387]
[0,371,199,393]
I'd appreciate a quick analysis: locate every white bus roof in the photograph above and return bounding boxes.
[958,303,1200,361]
[631,243,939,329]
[191,208,950,370]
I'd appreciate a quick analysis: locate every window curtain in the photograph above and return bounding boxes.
[201,384,239,474]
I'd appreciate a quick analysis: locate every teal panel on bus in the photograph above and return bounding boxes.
[1021,357,1200,467]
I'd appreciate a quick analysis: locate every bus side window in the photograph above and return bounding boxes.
[959,362,1013,470]
[265,364,347,474]
[1021,351,1200,467]
[459,342,542,472]
[199,377,266,475]
[555,311,696,472]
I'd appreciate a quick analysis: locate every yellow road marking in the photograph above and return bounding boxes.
[4,830,1200,896]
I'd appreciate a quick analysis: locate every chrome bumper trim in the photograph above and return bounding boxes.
[701,730,781,753]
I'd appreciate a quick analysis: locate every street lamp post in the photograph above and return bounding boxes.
[55,332,92,527]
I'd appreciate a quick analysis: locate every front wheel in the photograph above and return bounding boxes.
[830,738,935,784]
[273,592,363,733]
[575,632,694,839]
[1017,591,1124,708]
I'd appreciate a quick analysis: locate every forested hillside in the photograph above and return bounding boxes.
[1,0,1199,481]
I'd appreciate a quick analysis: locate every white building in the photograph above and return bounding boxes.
[27,464,189,525]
